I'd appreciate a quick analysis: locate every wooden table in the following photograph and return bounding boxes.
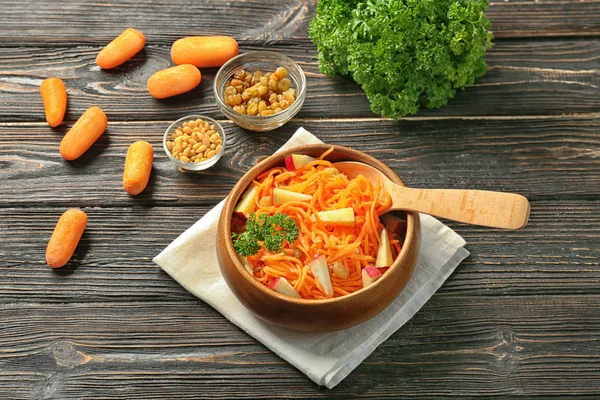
[1,1,599,398]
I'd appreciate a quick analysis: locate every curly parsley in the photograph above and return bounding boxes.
[309,0,493,118]
[232,213,299,256]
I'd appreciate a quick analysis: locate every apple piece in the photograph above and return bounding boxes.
[268,277,301,298]
[381,213,407,237]
[239,255,253,275]
[235,185,258,215]
[375,228,394,267]
[362,265,383,288]
[307,255,333,297]
[231,212,247,235]
[272,188,312,206]
[285,154,315,171]
[314,208,355,227]
[292,154,315,169]
[332,261,349,279]
[284,155,295,171]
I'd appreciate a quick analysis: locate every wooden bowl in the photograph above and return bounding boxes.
[216,144,421,332]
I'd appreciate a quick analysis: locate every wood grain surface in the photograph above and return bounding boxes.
[0,202,598,302]
[0,117,598,208]
[1,0,599,398]
[1,0,599,45]
[1,296,599,398]
[1,40,599,122]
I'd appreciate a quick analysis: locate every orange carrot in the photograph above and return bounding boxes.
[96,28,145,69]
[171,36,238,68]
[123,140,153,195]
[147,64,201,99]
[40,78,67,127]
[59,106,107,161]
[46,209,88,268]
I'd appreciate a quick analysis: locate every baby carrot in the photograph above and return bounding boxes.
[59,106,107,161]
[147,64,201,99]
[96,28,145,69]
[40,77,67,127]
[46,209,88,269]
[171,36,239,68]
[123,140,153,195]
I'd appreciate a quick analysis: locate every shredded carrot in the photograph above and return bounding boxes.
[236,151,402,299]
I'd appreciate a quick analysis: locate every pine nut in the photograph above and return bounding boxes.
[167,117,223,164]
[259,196,272,207]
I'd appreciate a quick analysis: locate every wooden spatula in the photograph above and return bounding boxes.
[334,161,530,230]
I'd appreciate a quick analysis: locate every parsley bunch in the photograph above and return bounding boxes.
[309,0,493,118]
[232,213,299,256]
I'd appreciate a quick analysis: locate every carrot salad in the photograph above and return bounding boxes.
[234,150,403,299]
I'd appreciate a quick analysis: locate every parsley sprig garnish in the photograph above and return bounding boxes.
[232,213,299,256]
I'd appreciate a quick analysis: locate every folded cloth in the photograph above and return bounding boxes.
[154,127,470,389]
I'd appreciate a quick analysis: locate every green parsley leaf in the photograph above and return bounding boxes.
[309,0,493,118]
[232,213,299,256]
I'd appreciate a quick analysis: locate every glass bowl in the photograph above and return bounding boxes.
[163,114,226,172]
[213,51,306,132]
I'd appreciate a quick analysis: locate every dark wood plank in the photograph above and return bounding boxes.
[487,0,600,38]
[1,297,599,398]
[0,0,314,46]
[449,201,600,296]
[1,40,599,121]
[0,117,597,207]
[0,0,599,46]
[0,201,598,302]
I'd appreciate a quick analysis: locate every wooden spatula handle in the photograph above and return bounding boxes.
[390,186,530,230]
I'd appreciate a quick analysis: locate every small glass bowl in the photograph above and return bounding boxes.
[163,114,226,172]
[214,51,306,132]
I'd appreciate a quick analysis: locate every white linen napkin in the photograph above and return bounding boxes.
[154,127,470,389]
